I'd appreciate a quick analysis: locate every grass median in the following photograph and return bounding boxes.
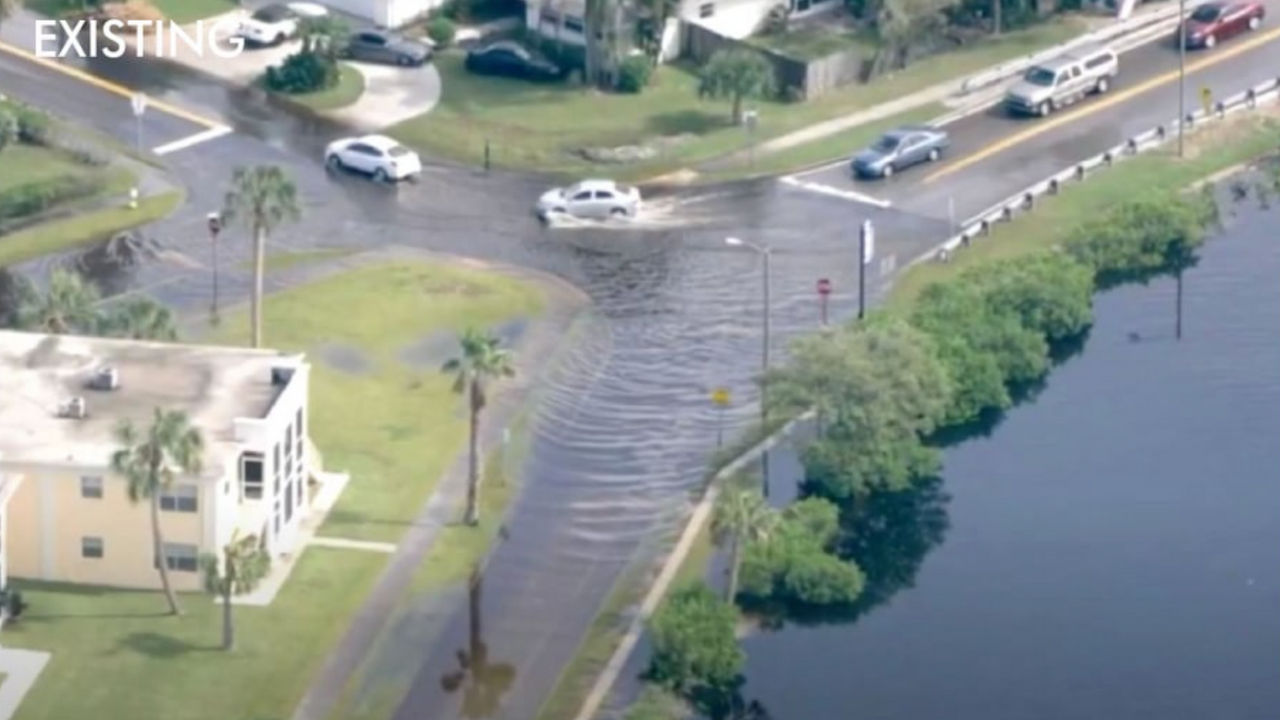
[0,192,184,268]
[391,18,1083,180]
[209,259,546,545]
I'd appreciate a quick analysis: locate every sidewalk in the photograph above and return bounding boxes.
[695,2,1186,173]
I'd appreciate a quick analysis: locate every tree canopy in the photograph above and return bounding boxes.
[697,49,776,125]
[739,497,864,606]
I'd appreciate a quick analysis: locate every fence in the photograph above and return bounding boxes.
[916,76,1280,267]
[682,21,865,100]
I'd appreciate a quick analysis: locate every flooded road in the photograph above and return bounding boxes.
[739,199,1280,720]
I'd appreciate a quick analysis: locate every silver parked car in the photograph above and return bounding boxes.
[851,125,950,179]
[1004,46,1118,117]
[536,179,642,220]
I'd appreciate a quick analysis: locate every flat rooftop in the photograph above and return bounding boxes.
[0,330,303,472]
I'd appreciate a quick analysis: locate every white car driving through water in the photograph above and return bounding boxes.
[324,134,422,183]
[536,179,642,221]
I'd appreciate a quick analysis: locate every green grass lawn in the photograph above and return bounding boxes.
[210,261,546,544]
[391,17,1083,180]
[0,146,85,192]
[242,247,356,273]
[5,547,387,720]
[279,64,367,112]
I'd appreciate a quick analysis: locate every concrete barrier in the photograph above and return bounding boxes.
[928,76,1280,264]
[959,3,1205,95]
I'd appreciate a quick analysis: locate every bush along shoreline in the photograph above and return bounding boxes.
[636,187,1224,719]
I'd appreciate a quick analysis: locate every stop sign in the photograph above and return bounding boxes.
[817,278,832,296]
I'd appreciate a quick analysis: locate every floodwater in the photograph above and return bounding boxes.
[739,200,1280,719]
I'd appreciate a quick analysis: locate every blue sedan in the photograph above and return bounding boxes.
[851,125,950,179]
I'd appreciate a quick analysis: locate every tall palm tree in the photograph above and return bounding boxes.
[711,487,777,603]
[441,328,516,526]
[222,165,300,348]
[15,268,102,335]
[104,296,178,341]
[201,531,270,650]
[440,570,516,718]
[110,408,204,615]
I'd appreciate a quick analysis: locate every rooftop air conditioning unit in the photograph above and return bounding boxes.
[91,366,120,391]
[58,397,87,419]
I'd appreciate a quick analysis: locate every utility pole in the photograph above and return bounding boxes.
[725,237,774,497]
[207,212,222,325]
[858,219,874,320]
[1178,0,1187,157]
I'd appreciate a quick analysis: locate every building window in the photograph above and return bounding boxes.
[159,485,198,513]
[159,543,199,572]
[285,426,294,461]
[241,452,265,500]
[285,480,295,522]
[81,536,104,559]
[540,8,559,24]
[80,475,104,499]
[564,17,585,33]
[274,443,281,476]
[699,3,714,18]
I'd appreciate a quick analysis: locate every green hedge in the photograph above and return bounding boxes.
[0,99,53,145]
[0,174,106,222]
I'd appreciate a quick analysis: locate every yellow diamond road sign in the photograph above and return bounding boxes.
[711,388,731,407]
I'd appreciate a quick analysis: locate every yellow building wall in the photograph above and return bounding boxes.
[5,463,208,592]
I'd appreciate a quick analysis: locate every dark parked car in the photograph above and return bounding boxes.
[1180,1,1265,49]
[851,125,950,179]
[339,30,431,66]
[464,41,565,81]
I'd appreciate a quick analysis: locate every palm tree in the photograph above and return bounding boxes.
[440,570,516,718]
[110,408,205,615]
[222,165,300,348]
[441,328,515,526]
[201,531,270,650]
[711,487,777,603]
[104,296,178,341]
[15,268,102,335]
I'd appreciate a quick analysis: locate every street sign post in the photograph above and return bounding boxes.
[858,219,875,320]
[743,109,759,168]
[711,387,731,447]
[816,277,832,326]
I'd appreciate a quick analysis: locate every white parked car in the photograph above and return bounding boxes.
[536,179,642,221]
[237,2,328,47]
[324,135,422,182]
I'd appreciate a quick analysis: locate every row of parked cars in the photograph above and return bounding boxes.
[850,1,1267,181]
[235,2,569,79]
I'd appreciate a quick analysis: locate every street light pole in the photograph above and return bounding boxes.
[207,212,222,325]
[726,237,773,497]
[1178,0,1187,157]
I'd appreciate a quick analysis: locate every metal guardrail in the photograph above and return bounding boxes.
[958,2,1206,95]
[924,76,1280,265]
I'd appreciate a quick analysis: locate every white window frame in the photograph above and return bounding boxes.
[80,475,104,499]
[159,484,198,513]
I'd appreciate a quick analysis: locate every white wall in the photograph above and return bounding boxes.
[678,0,775,40]
[321,0,440,28]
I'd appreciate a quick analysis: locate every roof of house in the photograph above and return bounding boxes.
[0,330,305,474]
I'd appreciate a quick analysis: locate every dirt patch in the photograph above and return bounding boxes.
[315,343,372,375]
[1181,106,1280,161]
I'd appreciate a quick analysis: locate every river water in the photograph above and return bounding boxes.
[739,199,1280,720]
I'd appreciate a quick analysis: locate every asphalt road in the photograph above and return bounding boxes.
[3,13,1280,720]
[793,16,1280,222]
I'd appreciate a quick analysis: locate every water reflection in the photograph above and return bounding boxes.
[439,571,516,719]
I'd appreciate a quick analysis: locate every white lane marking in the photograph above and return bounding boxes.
[153,125,232,156]
[780,175,893,208]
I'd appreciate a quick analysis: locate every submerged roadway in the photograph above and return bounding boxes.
[3,8,1280,718]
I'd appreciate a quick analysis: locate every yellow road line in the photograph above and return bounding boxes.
[0,39,223,130]
[923,24,1280,184]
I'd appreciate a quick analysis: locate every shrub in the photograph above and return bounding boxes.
[0,100,53,145]
[263,50,339,94]
[426,16,456,48]
[1065,192,1215,281]
[0,175,106,222]
[617,55,653,94]
[646,584,743,694]
[739,497,864,605]
[0,589,27,620]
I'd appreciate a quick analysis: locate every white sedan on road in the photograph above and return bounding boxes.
[237,2,328,47]
[324,135,422,183]
[536,179,642,221]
